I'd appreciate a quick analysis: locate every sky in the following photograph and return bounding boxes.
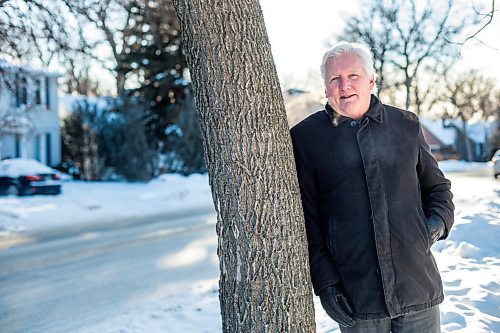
[259,0,500,92]
[260,0,361,89]
[0,160,498,332]
[58,0,500,96]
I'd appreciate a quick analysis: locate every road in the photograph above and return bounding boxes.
[0,208,218,333]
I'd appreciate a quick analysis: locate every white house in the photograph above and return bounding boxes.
[0,60,61,167]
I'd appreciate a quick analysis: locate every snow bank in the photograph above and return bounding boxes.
[0,158,58,177]
[439,160,492,173]
[0,173,213,235]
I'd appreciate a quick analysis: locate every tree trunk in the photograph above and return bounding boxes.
[116,71,126,97]
[459,111,474,161]
[172,1,316,332]
[405,71,411,111]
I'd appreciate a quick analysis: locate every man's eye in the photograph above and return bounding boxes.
[330,77,339,82]
[349,74,359,79]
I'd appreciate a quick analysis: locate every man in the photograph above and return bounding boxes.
[290,41,454,333]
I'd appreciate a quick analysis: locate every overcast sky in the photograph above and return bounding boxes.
[260,0,500,91]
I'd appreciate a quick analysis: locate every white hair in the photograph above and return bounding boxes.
[320,41,377,91]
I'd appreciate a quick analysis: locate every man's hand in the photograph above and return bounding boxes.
[319,283,356,328]
[428,215,445,244]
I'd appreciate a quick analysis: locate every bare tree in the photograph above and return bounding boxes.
[442,70,499,120]
[450,0,497,49]
[0,83,33,160]
[0,91,32,134]
[337,0,479,114]
[437,70,500,160]
[64,0,184,95]
[61,52,102,96]
[64,0,134,96]
[0,0,83,65]
[337,0,398,95]
[172,0,316,331]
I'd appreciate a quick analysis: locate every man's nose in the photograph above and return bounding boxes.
[339,77,349,90]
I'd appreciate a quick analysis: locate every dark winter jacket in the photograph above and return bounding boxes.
[290,95,454,320]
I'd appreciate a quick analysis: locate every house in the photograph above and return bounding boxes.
[421,118,498,162]
[283,89,323,128]
[439,118,498,162]
[0,60,61,167]
[419,118,459,161]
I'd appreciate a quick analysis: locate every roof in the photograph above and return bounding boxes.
[420,117,498,145]
[419,118,456,146]
[421,125,446,146]
[0,58,60,77]
[466,120,497,144]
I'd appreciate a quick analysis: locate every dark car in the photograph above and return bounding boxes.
[0,158,62,196]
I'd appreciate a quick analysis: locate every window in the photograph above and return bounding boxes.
[16,75,28,106]
[46,133,52,166]
[35,135,41,161]
[45,77,51,108]
[35,79,42,105]
[15,74,19,106]
[15,136,21,158]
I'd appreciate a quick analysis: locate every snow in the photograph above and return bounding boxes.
[438,160,492,173]
[0,162,498,332]
[419,118,456,146]
[0,173,213,235]
[0,158,58,177]
[58,93,114,119]
[0,58,59,77]
[466,120,498,144]
[164,124,184,137]
[418,118,498,146]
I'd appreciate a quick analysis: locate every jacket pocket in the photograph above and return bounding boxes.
[417,206,431,251]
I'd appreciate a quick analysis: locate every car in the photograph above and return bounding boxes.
[493,150,500,179]
[0,158,62,196]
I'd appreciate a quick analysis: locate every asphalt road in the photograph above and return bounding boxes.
[0,208,218,333]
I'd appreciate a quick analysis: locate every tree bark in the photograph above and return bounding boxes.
[172,1,316,332]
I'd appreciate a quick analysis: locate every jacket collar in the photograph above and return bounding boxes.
[365,95,383,123]
[325,94,383,126]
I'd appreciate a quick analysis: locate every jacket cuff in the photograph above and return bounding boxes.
[314,276,341,296]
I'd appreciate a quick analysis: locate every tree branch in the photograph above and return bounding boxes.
[446,0,496,49]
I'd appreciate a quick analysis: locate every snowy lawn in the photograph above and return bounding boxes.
[0,161,498,332]
[0,173,213,235]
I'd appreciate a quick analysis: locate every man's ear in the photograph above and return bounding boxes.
[369,76,375,89]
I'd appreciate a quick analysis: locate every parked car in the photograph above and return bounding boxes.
[0,158,62,196]
[493,150,500,179]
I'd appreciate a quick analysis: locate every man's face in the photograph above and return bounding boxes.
[324,52,375,120]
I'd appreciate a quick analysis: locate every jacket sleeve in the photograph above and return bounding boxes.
[416,123,455,239]
[290,127,340,294]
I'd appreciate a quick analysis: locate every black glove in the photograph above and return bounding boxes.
[319,283,356,328]
[428,215,445,244]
